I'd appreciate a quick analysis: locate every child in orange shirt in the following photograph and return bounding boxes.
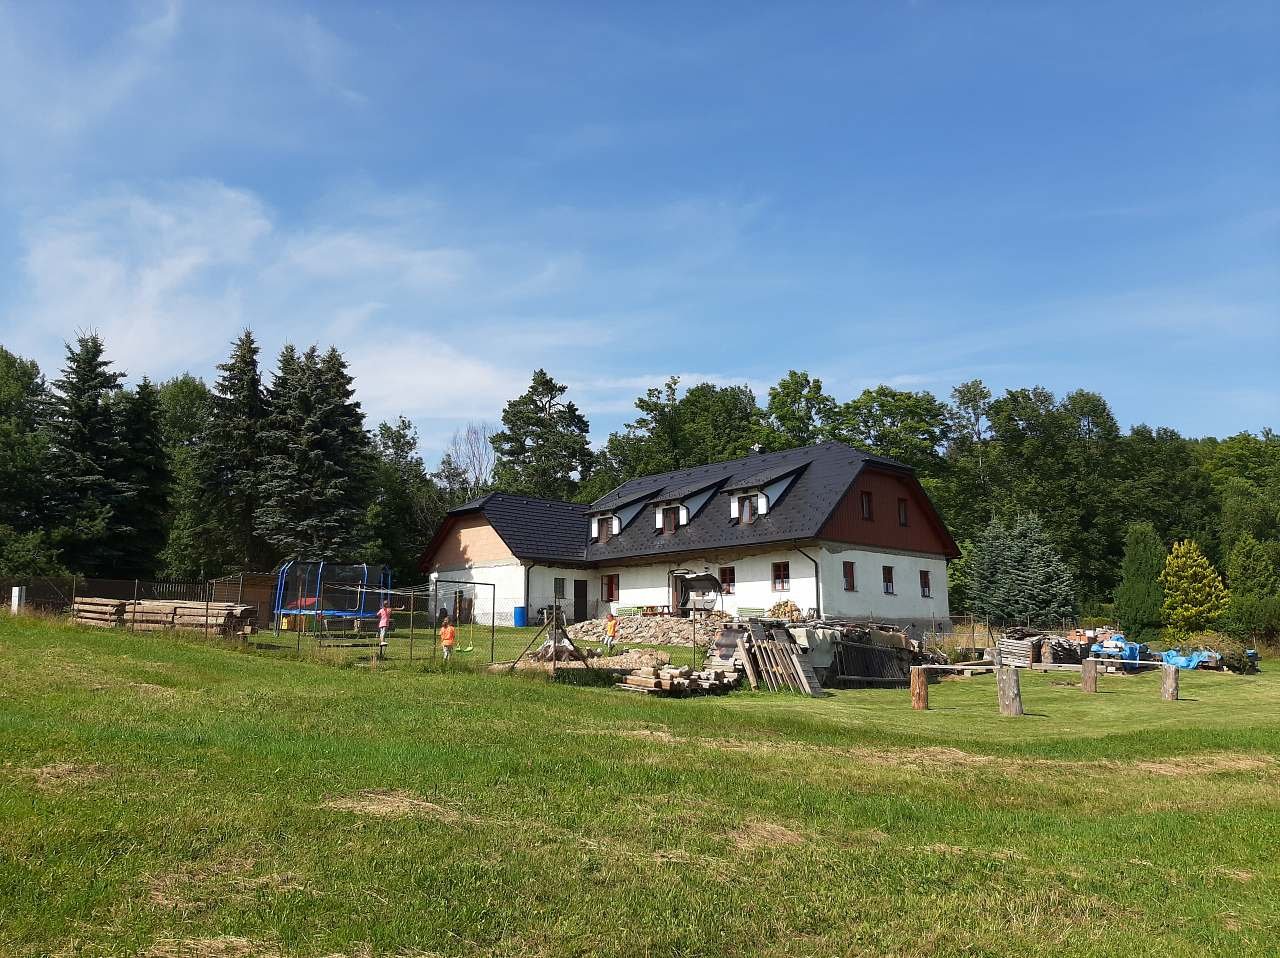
[440,615,456,662]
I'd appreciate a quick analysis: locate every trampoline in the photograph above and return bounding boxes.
[273,560,392,629]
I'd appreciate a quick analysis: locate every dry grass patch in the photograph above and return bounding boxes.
[731,819,810,852]
[323,789,462,821]
[24,761,109,790]
[143,937,280,958]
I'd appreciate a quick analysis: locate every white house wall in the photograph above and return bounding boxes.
[596,548,820,617]
[427,560,525,625]
[817,541,950,628]
[526,565,598,621]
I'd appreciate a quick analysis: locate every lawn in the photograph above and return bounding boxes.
[1,615,1277,957]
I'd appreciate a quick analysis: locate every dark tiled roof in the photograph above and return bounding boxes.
[727,459,807,490]
[653,475,726,503]
[449,492,590,564]
[588,477,668,514]
[585,442,905,563]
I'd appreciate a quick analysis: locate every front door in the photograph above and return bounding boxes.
[573,579,588,622]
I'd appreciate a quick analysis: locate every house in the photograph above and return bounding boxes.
[418,442,960,629]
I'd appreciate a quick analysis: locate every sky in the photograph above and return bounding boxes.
[0,1,1276,455]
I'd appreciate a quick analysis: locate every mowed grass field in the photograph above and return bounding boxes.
[1,616,1278,958]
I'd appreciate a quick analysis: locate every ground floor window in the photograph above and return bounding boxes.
[920,570,931,598]
[772,561,790,591]
[719,566,736,594]
[843,561,856,592]
[554,577,566,599]
[601,574,619,602]
[882,565,895,595]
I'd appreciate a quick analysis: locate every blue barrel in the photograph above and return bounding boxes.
[513,606,528,628]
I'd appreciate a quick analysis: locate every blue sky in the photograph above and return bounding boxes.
[1,1,1276,453]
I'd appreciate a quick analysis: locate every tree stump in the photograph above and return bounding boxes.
[996,666,1024,717]
[1081,658,1099,694]
[1161,664,1179,701]
[910,666,928,710]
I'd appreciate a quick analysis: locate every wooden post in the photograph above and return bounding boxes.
[1161,664,1179,701]
[996,666,1023,717]
[131,579,139,633]
[910,666,928,710]
[1081,658,1099,694]
[408,590,415,664]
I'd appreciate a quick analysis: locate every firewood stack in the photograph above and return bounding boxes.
[72,597,125,628]
[616,664,741,696]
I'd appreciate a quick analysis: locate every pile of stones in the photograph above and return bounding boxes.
[567,614,725,648]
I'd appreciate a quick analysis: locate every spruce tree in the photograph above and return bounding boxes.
[199,330,269,570]
[256,345,373,558]
[491,369,593,501]
[1159,540,1229,633]
[42,334,128,575]
[112,378,170,577]
[156,375,215,580]
[1114,522,1166,640]
[971,513,1075,624]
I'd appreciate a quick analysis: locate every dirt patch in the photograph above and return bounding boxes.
[27,762,108,790]
[144,856,305,912]
[143,937,279,958]
[1214,867,1256,883]
[731,819,809,852]
[323,789,462,821]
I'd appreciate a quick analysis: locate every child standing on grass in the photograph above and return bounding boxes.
[440,615,456,663]
[377,601,393,650]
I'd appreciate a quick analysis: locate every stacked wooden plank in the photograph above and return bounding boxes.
[617,664,741,696]
[828,637,912,688]
[736,622,824,697]
[996,634,1039,668]
[72,597,124,628]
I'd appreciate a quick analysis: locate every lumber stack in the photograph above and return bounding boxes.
[616,664,741,696]
[72,597,256,635]
[72,597,125,628]
[736,622,824,697]
[996,635,1038,668]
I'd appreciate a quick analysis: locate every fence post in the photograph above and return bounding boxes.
[1081,658,1099,693]
[1161,664,1179,701]
[409,590,416,664]
[489,582,496,664]
[70,574,77,620]
[910,666,928,710]
[131,579,139,633]
[204,582,211,641]
[10,586,26,615]
[236,573,244,605]
[996,666,1024,716]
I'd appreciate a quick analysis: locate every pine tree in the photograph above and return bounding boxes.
[111,378,170,577]
[1159,540,1229,633]
[199,330,269,570]
[42,335,128,575]
[491,369,593,501]
[256,345,373,558]
[363,416,444,580]
[1114,522,1166,640]
[971,513,1075,624]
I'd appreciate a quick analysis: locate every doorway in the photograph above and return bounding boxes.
[573,579,588,622]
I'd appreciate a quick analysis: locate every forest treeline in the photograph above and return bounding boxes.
[2,332,1278,628]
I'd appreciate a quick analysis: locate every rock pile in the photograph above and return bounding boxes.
[568,614,725,648]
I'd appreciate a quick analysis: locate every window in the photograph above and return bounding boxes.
[920,570,931,598]
[597,517,611,544]
[719,566,736,595]
[739,495,757,524]
[554,577,566,599]
[601,574,620,602]
[662,505,680,535]
[860,490,874,520]
[842,561,856,592]
[898,498,909,527]
[882,565,895,595]
[772,561,790,592]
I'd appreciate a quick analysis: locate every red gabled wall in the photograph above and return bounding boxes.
[819,467,958,557]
